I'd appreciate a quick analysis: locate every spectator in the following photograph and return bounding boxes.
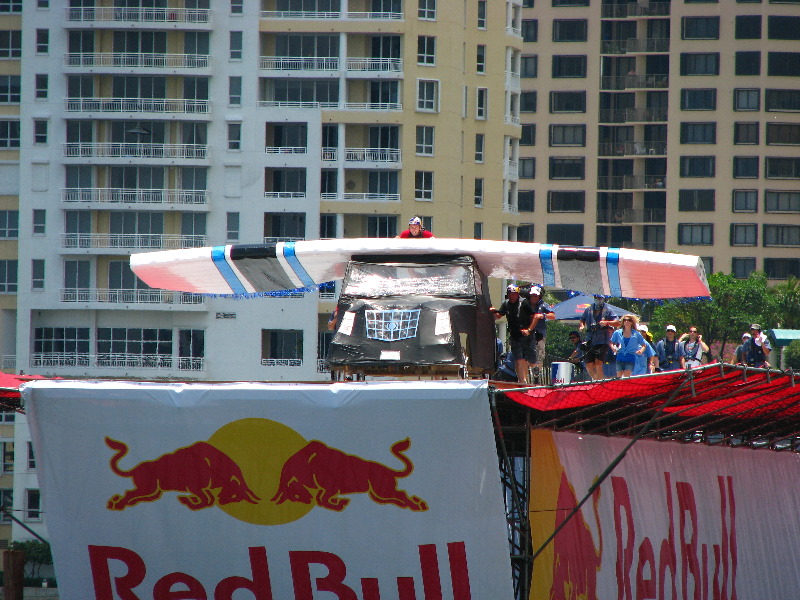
[655,324,685,371]
[678,326,709,368]
[397,216,434,239]
[526,285,555,383]
[610,314,646,378]
[490,285,537,384]
[735,332,751,364]
[579,295,621,380]
[567,330,587,381]
[743,324,771,368]
[633,324,658,375]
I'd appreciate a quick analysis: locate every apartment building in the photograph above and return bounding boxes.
[520,0,800,280]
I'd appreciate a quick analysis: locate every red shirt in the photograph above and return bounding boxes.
[398,229,434,239]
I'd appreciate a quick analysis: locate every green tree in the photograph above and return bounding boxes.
[8,540,52,579]
[767,276,800,329]
[783,340,800,371]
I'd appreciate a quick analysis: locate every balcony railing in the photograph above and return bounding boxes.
[64,97,209,114]
[60,288,204,304]
[261,358,303,367]
[31,353,205,371]
[598,141,667,157]
[344,148,401,163]
[601,2,670,18]
[260,10,402,20]
[600,38,669,54]
[320,193,400,202]
[343,102,402,111]
[264,191,306,199]
[597,176,666,191]
[61,233,206,250]
[259,56,338,71]
[65,7,210,23]
[600,74,669,91]
[599,107,668,123]
[62,188,208,205]
[263,237,304,244]
[265,146,307,155]
[64,53,209,68]
[345,57,403,72]
[258,100,340,109]
[1,356,15,370]
[597,208,667,224]
[63,143,207,159]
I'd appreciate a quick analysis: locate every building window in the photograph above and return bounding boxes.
[680,122,716,144]
[229,31,242,60]
[518,224,535,243]
[33,327,90,362]
[678,189,715,211]
[734,122,759,145]
[549,124,586,146]
[550,91,586,113]
[730,224,757,246]
[765,190,800,212]
[766,89,800,112]
[736,15,762,39]
[764,225,800,247]
[678,223,713,245]
[229,76,242,106]
[518,190,534,212]
[477,0,486,28]
[682,17,720,40]
[680,53,720,76]
[33,209,45,235]
[35,29,49,54]
[553,0,590,5]
[548,190,585,213]
[680,156,716,177]
[0,31,21,58]
[33,119,48,144]
[701,257,713,275]
[552,55,587,78]
[227,123,241,150]
[1,441,12,473]
[35,74,48,100]
[766,157,800,179]
[476,45,486,73]
[768,52,800,77]
[681,89,716,111]
[768,16,800,40]
[367,215,397,238]
[474,133,484,162]
[549,157,585,180]
[32,259,44,290]
[735,51,761,76]
[418,0,436,20]
[416,80,439,112]
[415,171,433,201]
[416,126,434,155]
[520,91,537,113]
[732,258,756,279]
[733,189,758,212]
[519,158,536,179]
[476,88,488,119]
[0,260,17,292]
[27,441,34,470]
[474,178,484,206]
[733,157,759,178]
[547,224,584,246]
[320,214,337,240]
[553,19,588,42]
[0,489,12,522]
[521,56,538,78]
[226,212,239,242]
[765,259,800,280]
[521,124,536,146]
[0,210,18,238]
[24,489,41,521]
[0,2,22,12]
[417,36,436,65]
[473,222,483,240]
[0,120,20,148]
[734,89,760,111]
[261,330,303,364]
[97,328,173,365]
[0,75,19,103]
[767,123,800,145]
[522,20,538,42]
[231,0,243,14]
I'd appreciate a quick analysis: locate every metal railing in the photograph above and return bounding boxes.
[31,353,205,371]
[599,107,668,123]
[63,143,207,159]
[596,208,667,224]
[259,56,338,71]
[600,38,669,54]
[1,356,15,370]
[257,100,340,109]
[259,10,402,20]
[60,288,204,304]
[265,146,307,154]
[601,2,670,18]
[261,358,303,367]
[65,7,210,23]
[320,192,400,202]
[344,148,401,163]
[343,102,402,111]
[64,97,209,114]
[601,74,669,91]
[263,237,304,244]
[345,57,403,72]
[61,233,206,250]
[62,188,208,205]
[596,176,666,191]
[64,53,209,68]
[597,141,667,157]
[263,192,306,199]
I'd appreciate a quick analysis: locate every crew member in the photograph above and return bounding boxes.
[397,216,434,239]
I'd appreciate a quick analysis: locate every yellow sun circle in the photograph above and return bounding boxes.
[208,418,312,525]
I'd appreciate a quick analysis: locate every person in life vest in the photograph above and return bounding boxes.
[743,323,771,368]
[678,326,709,368]
[397,216,434,239]
[655,324,685,371]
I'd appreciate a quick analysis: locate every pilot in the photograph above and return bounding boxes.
[490,285,537,385]
[397,216,434,239]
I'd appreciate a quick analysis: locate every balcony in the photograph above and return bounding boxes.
[259,10,402,20]
[65,7,211,23]
[600,74,669,91]
[598,141,667,157]
[345,57,403,73]
[63,143,208,159]
[64,97,209,114]
[342,102,402,111]
[258,100,340,109]
[62,188,208,206]
[599,107,667,124]
[596,208,667,224]
[601,2,670,18]
[64,53,209,69]
[597,175,666,191]
[263,237,304,244]
[60,288,204,305]
[343,148,401,163]
[31,353,205,371]
[600,38,669,55]
[320,193,400,202]
[60,233,206,250]
[264,192,306,200]
[261,358,303,367]
[265,146,307,155]
[259,56,338,72]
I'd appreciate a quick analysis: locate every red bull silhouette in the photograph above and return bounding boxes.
[271,437,428,512]
[105,437,260,511]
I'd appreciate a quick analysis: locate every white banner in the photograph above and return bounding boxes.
[531,430,800,600]
[23,380,512,600]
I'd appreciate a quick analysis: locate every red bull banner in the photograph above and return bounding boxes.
[531,430,800,599]
[23,380,513,600]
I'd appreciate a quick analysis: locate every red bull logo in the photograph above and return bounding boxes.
[105,418,427,525]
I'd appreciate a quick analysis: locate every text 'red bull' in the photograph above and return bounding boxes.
[89,542,473,600]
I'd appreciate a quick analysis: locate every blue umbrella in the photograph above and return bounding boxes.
[550,294,634,321]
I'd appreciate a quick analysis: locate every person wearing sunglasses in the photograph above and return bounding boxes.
[742,323,771,368]
[678,327,709,369]
[610,314,646,378]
